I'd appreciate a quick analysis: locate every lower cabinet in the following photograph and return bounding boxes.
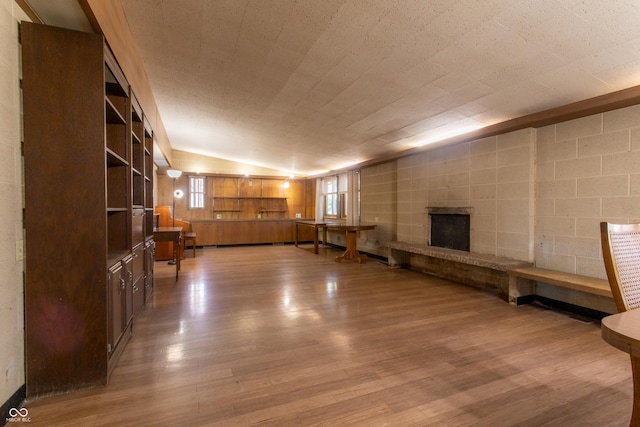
[191,219,312,246]
[107,249,149,369]
[108,256,133,359]
[108,261,125,355]
[123,255,133,327]
[145,240,155,303]
[132,244,145,318]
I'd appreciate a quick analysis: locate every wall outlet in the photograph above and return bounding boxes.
[16,240,24,261]
[295,213,301,218]
[216,213,222,219]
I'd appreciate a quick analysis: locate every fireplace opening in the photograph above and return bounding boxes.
[430,213,470,252]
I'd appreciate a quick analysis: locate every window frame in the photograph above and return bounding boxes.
[323,176,338,218]
[322,174,349,219]
[188,175,206,209]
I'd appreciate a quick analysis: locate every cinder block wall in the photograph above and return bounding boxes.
[358,162,397,254]
[359,104,640,280]
[361,128,535,261]
[536,106,640,278]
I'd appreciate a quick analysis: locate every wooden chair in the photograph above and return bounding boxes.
[154,206,191,261]
[183,232,197,257]
[600,222,640,426]
[600,222,640,313]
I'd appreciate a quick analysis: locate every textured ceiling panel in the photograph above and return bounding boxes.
[119,0,640,175]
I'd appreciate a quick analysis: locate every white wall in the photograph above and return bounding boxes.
[0,0,28,408]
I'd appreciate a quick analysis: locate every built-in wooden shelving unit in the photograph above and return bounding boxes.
[21,22,154,398]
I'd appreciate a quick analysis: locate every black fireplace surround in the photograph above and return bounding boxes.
[428,207,471,252]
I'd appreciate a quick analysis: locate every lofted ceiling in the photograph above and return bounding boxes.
[34,1,640,176]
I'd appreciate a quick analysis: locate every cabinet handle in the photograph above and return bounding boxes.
[119,277,125,293]
[128,271,133,283]
[133,285,138,293]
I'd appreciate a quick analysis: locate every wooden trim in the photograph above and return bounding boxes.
[77,0,103,35]
[15,0,42,23]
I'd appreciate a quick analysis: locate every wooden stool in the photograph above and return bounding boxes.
[183,232,197,257]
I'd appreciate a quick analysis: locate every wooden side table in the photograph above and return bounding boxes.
[326,225,377,263]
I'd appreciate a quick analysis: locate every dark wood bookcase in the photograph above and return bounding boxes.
[21,22,154,398]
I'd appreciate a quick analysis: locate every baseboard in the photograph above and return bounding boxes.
[513,295,536,306]
[533,296,610,321]
[1,384,26,423]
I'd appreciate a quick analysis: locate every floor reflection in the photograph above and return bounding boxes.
[189,282,207,316]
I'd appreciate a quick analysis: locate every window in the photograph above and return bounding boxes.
[340,193,347,218]
[189,176,205,209]
[338,173,348,219]
[323,177,338,217]
[322,174,348,219]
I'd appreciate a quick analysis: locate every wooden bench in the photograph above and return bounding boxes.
[508,266,612,307]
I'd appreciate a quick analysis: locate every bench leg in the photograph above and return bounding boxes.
[509,275,536,305]
[388,248,409,268]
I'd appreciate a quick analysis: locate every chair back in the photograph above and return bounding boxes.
[600,222,640,312]
[154,205,192,260]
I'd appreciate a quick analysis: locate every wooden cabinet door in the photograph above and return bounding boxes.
[145,241,155,303]
[122,255,134,326]
[131,244,145,282]
[192,221,219,246]
[132,245,145,317]
[108,262,124,355]
[132,208,144,246]
[274,221,293,242]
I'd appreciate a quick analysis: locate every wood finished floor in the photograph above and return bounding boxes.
[24,244,632,426]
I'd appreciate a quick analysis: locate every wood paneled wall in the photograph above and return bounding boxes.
[157,174,315,221]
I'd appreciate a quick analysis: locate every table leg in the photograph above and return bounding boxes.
[335,230,368,263]
[314,226,319,254]
[173,238,180,281]
[295,224,299,247]
[176,237,181,271]
[631,356,640,426]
